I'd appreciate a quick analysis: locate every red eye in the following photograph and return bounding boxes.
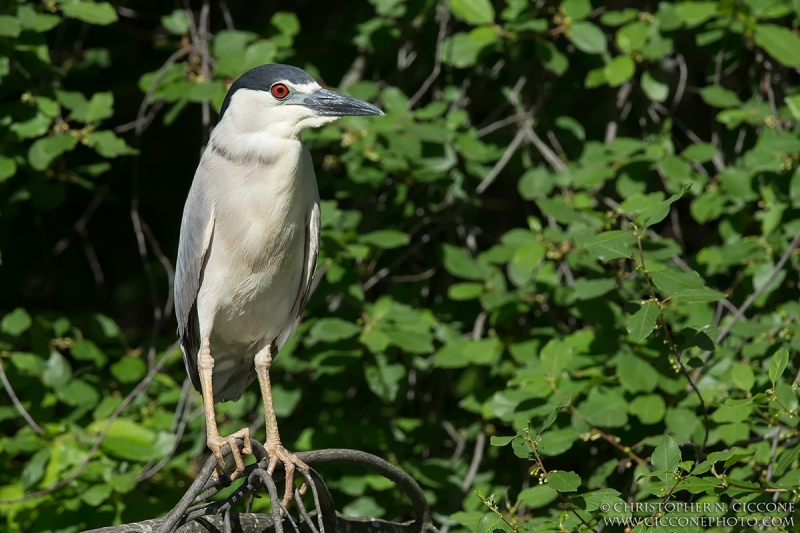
[271,83,289,99]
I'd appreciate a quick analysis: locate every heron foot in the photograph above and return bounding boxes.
[265,442,308,507]
[207,427,252,480]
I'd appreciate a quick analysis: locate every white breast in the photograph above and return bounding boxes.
[196,136,319,350]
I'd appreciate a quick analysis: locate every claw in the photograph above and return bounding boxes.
[265,442,308,507]
[207,427,252,480]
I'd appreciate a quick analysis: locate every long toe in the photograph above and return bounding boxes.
[207,436,229,473]
[265,443,309,507]
[208,431,251,480]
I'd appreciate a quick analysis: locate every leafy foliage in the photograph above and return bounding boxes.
[1,1,800,532]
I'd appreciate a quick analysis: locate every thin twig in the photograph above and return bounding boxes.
[136,44,195,135]
[0,362,45,435]
[476,112,528,138]
[52,187,108,256]
[712,232,800,347]
[442,421,466,463]
[219,0,234,30]
[691,233,800,386]
[198,0,212,146]
[461,433,485,492]
[137,378,193,481]
[604,82,632,145]
[0,343,177,504]
[407,4,450,109]
[140,219,176,322]
[523,121,567,172]
[130,203,163,370]
[475,126,527,194]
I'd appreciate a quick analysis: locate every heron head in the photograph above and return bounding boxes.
[218,64,383,139]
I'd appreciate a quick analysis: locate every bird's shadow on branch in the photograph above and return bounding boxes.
[83,441,437,533]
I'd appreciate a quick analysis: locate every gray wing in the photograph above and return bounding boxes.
[174,169,215,393]
[276,201,320,350]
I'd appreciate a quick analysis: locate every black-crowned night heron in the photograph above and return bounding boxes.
[174,64,383,504]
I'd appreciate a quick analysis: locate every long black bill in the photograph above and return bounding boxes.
[299,88,384,117]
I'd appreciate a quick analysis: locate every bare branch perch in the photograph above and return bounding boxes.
[83,444,437,533]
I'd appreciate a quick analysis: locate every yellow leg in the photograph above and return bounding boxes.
[199,339,252,480]
[255,344,308,506]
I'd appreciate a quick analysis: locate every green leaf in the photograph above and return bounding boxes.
[18,7,60,33]
[81,484,112,506]
[641,71,669,102]
[85,92,114,122]
[490,436,515,446]
[616,22,648,53]
[11,114,52,140]
[518,167,554,199]
[443,244,494,280]
[359,230,409,249]
[774,443,800,478]
[539,427,579,456]
[731,363,755,391]
[512,242,546,274]
[477,514,513,533]
[310,318,361,342]
[448,282,484,301]
[571,278,616,300]
[561,0,592,21]
[1,308,32,336]
[785,94,800,121]
[651,268,704,295]
[442,28,497,68]
[604,56,635,87]
[110,356,147,384]
[0,156,16,182]
[272,12,300,36]
[517,485,558,508]
[755,23,800,67]
[28,134,78,171]
[359,329,390,353]
[769,348,789,383]
[699,86,741,108]
[20,449,49,489]
[568,21,607,55]
[554,116,585,140]
[674,2,717,27]
[535,41,568,76]
[626,301,660,341]
[364,356,405,401]
[545,470,581,492]
[90,419,159,461]
[71,339,107,366]
[651,435,681,477]
[681,143,716,162]
[601,9,638,26]
[540,339,573,376]
[0,15,22,37]
[584,231,632,261]
[57,379,100,408]
[10,352,47,376]
[435,338,501,368]
[62,2,119,26]
[671,287,727,302]
[628,394,666,424]
[42,351,72,388]
[579,389,628,427]
[618,352,659,393]
[272,384,302,417]
[161,10,190,35]
[86,131,138,158]
[450,0,495,25]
